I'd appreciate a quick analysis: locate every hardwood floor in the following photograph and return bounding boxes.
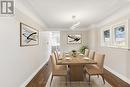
[46,68,130,87]
[26,61,130,87]
[26,60,51,87]
[46,74,111,87]
[104,69,130,87]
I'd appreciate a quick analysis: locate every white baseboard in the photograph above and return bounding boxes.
[104,66,130,84]
[20,59,49,87]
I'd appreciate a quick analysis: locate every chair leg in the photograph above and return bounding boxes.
[50,75,53,86]
[101,74,105,84]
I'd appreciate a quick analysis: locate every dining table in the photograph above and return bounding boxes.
[56,53,97,81]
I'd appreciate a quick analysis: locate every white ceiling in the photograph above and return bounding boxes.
[25,0,130,30]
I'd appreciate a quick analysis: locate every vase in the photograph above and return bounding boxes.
[72,52,77,57]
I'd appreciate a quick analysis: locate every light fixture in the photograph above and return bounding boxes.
[70,16,80,30]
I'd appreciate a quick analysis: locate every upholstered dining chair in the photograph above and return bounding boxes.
[84,49,89,56]
[54,51,59,59]
[85,52,105,84]
[88,50,95,60]
[54,51,59,63]
[50,53,68,86]
[54,50,63,60]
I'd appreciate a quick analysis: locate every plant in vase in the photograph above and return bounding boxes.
[71,50,77,57]
[79,45,88,54]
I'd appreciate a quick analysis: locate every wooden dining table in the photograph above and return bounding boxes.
[56,54,96,81]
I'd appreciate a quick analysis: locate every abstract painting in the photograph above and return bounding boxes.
[67,34,81,44]
[20,23,39,46]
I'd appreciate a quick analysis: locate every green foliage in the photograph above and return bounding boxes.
[79,45,88,54]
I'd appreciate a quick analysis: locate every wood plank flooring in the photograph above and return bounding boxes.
[46,74,111,87]
[46,68,130,87]
[104,69,130,87]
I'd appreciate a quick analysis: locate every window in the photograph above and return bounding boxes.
[101,20,129,49]
[50,31,60,52]
[101,27,112,47]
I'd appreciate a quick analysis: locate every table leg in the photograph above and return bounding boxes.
[69,65,84,81]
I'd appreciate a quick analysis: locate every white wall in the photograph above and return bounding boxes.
[0,7,51,87]
[127,51,130,79]
[87,15,130,83]
[60,31,88,53]
[87,29,98,50]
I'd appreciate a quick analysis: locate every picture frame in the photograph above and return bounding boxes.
[67,34,82,44]
[20,23,39,46]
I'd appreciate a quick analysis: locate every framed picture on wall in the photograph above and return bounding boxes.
[67,34,81,44]
[20,23,39,46]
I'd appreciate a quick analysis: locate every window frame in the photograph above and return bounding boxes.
[101,20,129,50]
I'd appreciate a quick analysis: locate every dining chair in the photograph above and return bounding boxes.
[54,50,59,59]
[85,52,105,84]
[50,53,68,86]
[88,50,95,60]
[54,50,63,60]
[84,49,89,56]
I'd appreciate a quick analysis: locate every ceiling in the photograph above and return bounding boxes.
[25,0,130,30]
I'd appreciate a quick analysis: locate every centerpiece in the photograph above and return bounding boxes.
[71,50,77,57]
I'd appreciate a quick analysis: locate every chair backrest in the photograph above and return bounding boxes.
[50,53,57,72]
[54,51,59,59]
[84,49,89,56]
[54,51,59,63]
[88,50,95,59]
[94,52,105,71]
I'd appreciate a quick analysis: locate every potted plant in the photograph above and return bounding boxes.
[79,45,88,54]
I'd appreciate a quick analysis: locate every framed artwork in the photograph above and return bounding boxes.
[114,25,125,42]
[20,23,39,46]
[67,34,81,44]
[104,29,110,42]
